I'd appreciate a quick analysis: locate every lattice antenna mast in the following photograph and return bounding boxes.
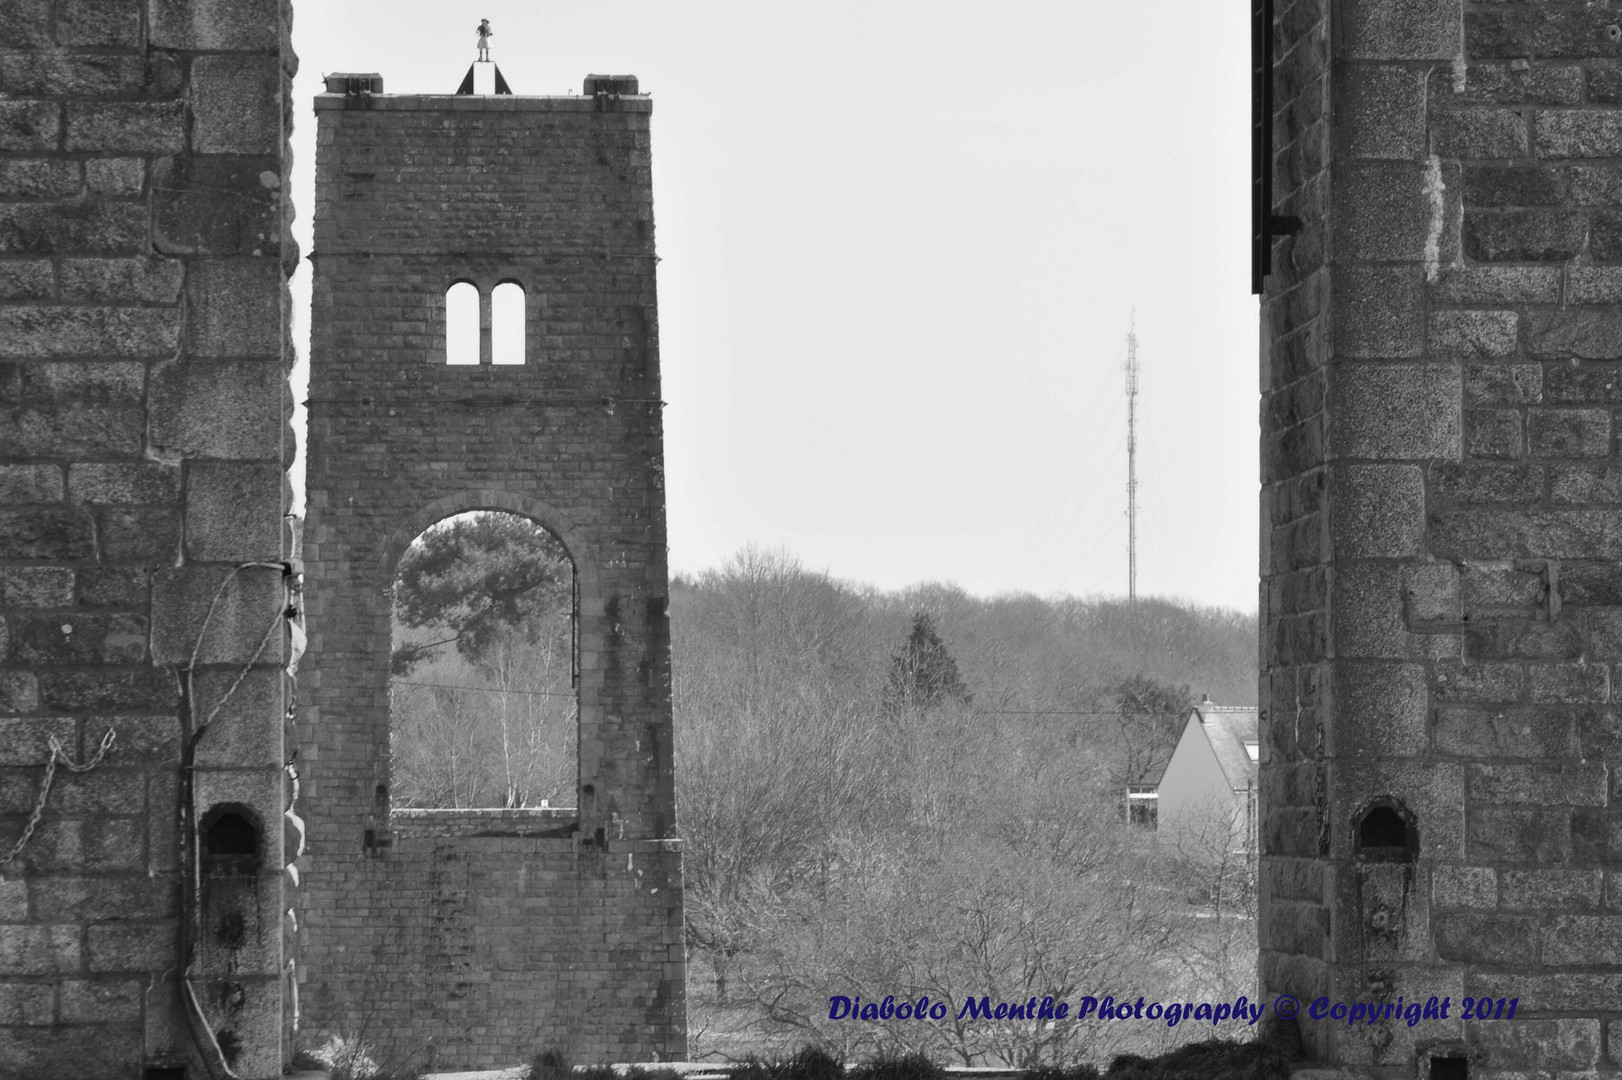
[1125,312,1139,611]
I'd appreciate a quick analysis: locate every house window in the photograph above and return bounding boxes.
[1127,787,1158,829]
[446,282,479,365]
[492,281,525,365]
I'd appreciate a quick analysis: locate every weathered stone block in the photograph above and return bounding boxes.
[29,878,176,922]
[7,613,146,665]
[1332,562,1406,658]
[96,506,181,562]
[1330,464,1426,557]
[1463,363,1540,406]
[0,259,53,299]
[59,258,183,304]
[150,360,283,459]
[191,55,280,155]
[152,155,280,256]
[84,157,144,196]
[1333,265,1422,357]
[1430,460,1542,504]
[1539,110,1622,158]
[1529,407,1612,458]
[1334,162,1434,261]
[150,0,280,49]
[0,926,80,975]
[55,0,142,46]
[0,101,59,153]
[1435,704,1576,757]
[37,668,170,712]
[1332,662,1428,757]
[1333,365,1460,459]
[1475,1017,1600,1069]
[1464,209,1587,262]
[1500,868,1602,910]
[1432,864,1495,909]
[58,979,144,1024]
[0,306,180,358]
[150,566,285,666]
[74,567,147,607]
[85,922,176,973]
[1434,913,1539,963]
[1464,164,1568,207]
[1465,408,1523,459]
[1340,65,1426,160]
[0,0,52,48]
[0,464,62,503]
[68,463,180,504]
[185,463,283,562]
[0,507,93,560]
[0,981,53,1024]
[1571,164,1622,205]
[0,202,145,254]
[1432,509,1622,560]
[1430,310,1518,358]
[1470,762,1607,805]
[1429,266,1559,304]
[1553,465,1622,503]
[1528,662,1610,703]
[0,568,68,609]
[1468,806,1571,863]
[183,259,283,356]
[1343,0,1462,60]
[1434,659,1523,702]
[0,159,78,199]
[1433,108,1529,159]
[63,102,184,154]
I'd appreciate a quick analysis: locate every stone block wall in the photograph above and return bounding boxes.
[1261,0,1622,1074]
[0,1,295,1077]
[299,85,685,1067]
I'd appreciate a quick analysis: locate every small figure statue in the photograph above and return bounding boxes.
[476,19,493,62]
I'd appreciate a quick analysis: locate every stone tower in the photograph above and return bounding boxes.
[0,0,295,1077]
[1260,0,1622,1074]
[298,74,685,1066]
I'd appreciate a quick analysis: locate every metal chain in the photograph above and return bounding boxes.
[1,730,116,867]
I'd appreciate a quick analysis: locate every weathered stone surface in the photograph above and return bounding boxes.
[1331,464,1426,556]
[1530,309,1622,359]
[1332,364,1460,459]
[1344,0,1462,59]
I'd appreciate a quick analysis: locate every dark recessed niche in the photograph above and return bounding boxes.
[1430,1054,1468,1080]
[144,1067,186,1080]
[201,804,262,875]
[1354,799,1418,863]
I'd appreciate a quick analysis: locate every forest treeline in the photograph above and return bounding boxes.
[389,523,1260,1066]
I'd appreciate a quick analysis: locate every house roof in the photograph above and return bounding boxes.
[1192,703,1259,791]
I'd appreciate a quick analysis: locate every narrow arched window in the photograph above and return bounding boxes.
[446,282,479,365]
[492,282,525,365]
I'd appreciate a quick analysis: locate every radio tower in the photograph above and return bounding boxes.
[1125,313,1139,611]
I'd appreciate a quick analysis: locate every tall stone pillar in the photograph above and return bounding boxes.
[1261,1,1621,1074]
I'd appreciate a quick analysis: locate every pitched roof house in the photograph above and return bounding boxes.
[1154,697,1259,852]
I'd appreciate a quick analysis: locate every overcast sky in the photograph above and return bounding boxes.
[288,2,1260,612]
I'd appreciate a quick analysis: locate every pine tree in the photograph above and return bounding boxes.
[883,611,972,713]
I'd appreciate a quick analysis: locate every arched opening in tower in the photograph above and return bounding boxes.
[388,510,578,810]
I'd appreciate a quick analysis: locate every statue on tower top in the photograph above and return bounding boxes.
[476,19,493,62]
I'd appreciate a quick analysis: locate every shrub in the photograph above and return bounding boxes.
[1102,1038,1291,1080]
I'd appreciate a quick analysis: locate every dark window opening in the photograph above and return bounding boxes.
[1430,1055,1468,1080]
[144,1068,187,1080]
[201,806,262,875]
[1355,800,1418,862]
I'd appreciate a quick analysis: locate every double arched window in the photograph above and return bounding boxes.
[445,281,525,365]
